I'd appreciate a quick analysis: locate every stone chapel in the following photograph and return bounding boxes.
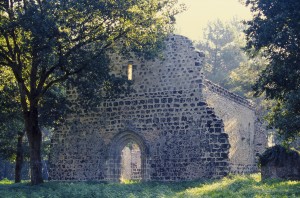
[49,35,267,181]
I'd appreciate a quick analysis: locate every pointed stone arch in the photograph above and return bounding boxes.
[106,131,150,182]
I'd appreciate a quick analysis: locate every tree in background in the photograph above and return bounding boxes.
[196,18,269,100]
[196,18,248,88]
[245,0,300,144]
[196,17,274,141]
[0,0,181,185]
[228,50,267,97]
[229,50,276,125]
[0,56,62,183]
[0,68,26,183]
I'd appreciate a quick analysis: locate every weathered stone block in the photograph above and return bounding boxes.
[260,145,300,180]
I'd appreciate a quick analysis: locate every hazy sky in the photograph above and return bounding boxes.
[175,0,252,41]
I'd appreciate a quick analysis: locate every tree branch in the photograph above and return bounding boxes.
[3,33,14,58]
[35,9,130,99]
[18,82,29,113]
[0,61,10,66]
[0,47,13,65]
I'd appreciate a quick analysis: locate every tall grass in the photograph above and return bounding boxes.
[0,174,299,198]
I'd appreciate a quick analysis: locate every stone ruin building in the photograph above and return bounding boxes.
[49,35,267,182]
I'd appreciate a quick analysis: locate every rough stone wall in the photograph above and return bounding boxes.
[203,79,267,174]
[253,120,268,163]
[130,149,142,180]
[49,35,230,181]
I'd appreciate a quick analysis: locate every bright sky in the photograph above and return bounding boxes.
[175,0,252,41]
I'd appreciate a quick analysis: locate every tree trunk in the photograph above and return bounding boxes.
[24,107,43,185]
[14,131,24,183]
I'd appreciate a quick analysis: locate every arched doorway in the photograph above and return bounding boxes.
[120,141,141,181]
[106,131,149,182]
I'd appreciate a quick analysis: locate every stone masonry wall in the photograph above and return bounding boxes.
[49,35,230,181]
[203,79,267,174]
[49,34,268,181]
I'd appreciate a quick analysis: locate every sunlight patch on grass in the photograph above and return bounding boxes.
[182,178,234,196]
[281,180,299,186]
[0,178,13,185]
[250,173,261,182]
[177,174,264,197]
[120,179,141,184]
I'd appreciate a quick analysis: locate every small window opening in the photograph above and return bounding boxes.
[128,64,133,80]
[120,141,141,181]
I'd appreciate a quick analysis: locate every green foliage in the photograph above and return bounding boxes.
[196,18,248,89]
[245,0,300,143]
[0,0,182,184]
[0,0,181,109]
[0,174,299,197]
[196,18,273,125]
[228,49,273,121]
[228,50,268,98]
[196,18,271,105]
[0,68,24,162]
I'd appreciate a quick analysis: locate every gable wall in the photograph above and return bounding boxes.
[49,35,266,181]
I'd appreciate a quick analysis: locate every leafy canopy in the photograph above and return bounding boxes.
[196,19,243,86]
[0,67,24,161]
[0,0,182,125]
[0,0,182,184]
[0,0,180,107]
[245,0,300,143]
[196,18,261,97]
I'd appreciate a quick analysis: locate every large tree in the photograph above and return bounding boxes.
[0,0,180,184]
[245,0,300,143]
[0,67,65,183]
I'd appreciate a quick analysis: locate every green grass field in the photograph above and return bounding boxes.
[0,174,299,198]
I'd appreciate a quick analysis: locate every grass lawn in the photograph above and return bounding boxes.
[0,174,299,198]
